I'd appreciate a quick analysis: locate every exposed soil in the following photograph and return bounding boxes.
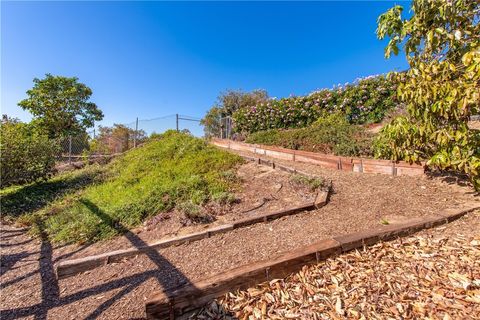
[55,155,115,174]
[1,148,478,319]
[469,120,480,130]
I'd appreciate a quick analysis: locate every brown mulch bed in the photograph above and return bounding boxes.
[0,148,478,319]
[196,210,480,320]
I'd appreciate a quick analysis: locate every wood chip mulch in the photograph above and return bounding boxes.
[195,231,480,320]
[1,148,478,319]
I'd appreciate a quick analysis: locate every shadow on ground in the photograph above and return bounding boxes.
[0,169,100,219]
[426,170,477,193]
[0,199,200,320]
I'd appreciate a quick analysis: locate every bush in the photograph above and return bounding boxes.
[289,174,325,191]
[246,113,373,157]
[374,1,480,189]
[0,119,59,188]
[233,75,399,133]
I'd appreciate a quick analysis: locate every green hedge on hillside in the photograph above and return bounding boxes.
[246,113,373,157]
[233,75,399,133]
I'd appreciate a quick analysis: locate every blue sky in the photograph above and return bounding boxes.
[1,1,409,135]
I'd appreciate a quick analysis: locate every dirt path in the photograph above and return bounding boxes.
[1,149,478,319]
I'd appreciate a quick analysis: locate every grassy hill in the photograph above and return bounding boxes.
[2,131,243,243]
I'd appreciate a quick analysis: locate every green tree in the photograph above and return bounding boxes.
[201,106,223,138]
[18,74,103,138]
[91,124,146,154]
[202,89,269,137]
[374,0,480,188]
[1,116,59,187]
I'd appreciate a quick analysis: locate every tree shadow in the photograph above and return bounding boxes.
[190,303,239,319]
[0,251,30,276]
[1,168,100,219]
[79,199,198,316]
[0,231,29,240]
[426,170,478,194]
[36,220,60,320]
[79,199,196,291]
[0,200,200,319]
[1,228,29,233]
[0,238,34,248]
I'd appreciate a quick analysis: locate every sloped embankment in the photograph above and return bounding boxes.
[15,131,243,243]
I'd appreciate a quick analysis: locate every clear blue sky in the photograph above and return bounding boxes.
[1,1,409,135]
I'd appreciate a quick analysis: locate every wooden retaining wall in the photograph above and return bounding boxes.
[145,204,480,319]
[211,139,425,176]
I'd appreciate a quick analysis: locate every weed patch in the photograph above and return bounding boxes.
[289,174,325,192]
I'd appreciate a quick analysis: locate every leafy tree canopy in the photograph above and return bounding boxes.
[374,0,480,189]
[18,74,104,138]
[91,124,147,154]
[202,89,269,137]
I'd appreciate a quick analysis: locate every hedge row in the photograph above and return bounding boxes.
[233,75,399,133]
[245,113,374,157]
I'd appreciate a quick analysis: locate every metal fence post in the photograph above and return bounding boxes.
[220,117,223,139]
[68,135,72,164]
[134,117,138,148]
[176,114,179,132]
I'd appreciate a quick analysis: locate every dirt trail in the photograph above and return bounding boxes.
[1,148,478,319]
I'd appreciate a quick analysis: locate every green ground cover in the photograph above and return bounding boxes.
[1,131,243,243]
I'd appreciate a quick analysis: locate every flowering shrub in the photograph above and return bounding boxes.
[233,75,399,133]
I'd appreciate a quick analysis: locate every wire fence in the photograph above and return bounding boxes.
[57,112,480,163]
[58,114,203,163]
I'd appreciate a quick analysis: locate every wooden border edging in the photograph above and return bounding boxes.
[145,204,480,319]
[211,138,426,177]
[56,165,330,280]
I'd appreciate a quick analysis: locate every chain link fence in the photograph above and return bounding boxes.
[57,114,203,163]
[219,116,233,139]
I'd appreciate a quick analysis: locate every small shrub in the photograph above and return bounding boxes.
[178,201,213,223]
[0,119,59,188]
[220,169,239,184]
[380,218,390,225]
[290,174,325,191]
[211,191,237,205]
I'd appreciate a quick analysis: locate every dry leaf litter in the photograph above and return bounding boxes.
[194,234,480,320]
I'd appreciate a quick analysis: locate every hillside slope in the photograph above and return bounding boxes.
[7,131,243,243]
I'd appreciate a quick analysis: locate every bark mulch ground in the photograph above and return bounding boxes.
[195,210,480,320]
[0,149,478,319]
